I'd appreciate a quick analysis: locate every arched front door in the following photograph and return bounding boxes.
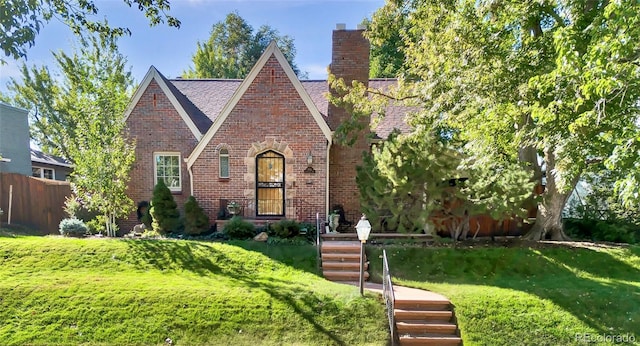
[256,151,284,216]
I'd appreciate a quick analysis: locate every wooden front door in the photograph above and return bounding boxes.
[256,151,284,216]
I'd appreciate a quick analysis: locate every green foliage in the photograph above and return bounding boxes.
[223,216,256,239]
[183,12,303,79]
[0,237,387,345]
[140,229,162,239]
[349,0,640,239]
[58,218,88,237]
[363,7,409,78]
[266,236,312,246]
[357,129,534,238]
[564,219,638,244]
[6,35,135,237]
[150,180,181,235]
[183,196,210,236]
[85,217,106,235]
[1,0,180,62]
[270,219,301,238]
[140,208,152,228]
[368,244,640,344]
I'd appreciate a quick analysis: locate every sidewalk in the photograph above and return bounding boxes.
[344,281,450,302]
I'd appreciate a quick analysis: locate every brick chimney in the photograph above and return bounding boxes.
[328,24,371,224]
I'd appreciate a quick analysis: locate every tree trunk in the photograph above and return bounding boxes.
[522,147,577,240]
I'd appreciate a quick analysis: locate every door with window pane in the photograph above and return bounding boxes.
[256,151,284,216]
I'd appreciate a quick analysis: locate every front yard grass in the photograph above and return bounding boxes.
[368,241,640,345]
[0,234,387,345]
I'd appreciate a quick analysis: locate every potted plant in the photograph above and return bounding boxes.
[226,201,241,216]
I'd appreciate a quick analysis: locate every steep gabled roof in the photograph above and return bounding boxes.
[187,42,333,168]
[122,66,209,140]
[171,79,242,124]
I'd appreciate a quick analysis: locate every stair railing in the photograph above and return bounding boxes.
[383,249,397,345]
[316,212,322,274]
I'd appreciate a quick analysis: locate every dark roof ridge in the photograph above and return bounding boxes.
[155,70,213,133]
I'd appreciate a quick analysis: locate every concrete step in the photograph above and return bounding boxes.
[394,309,453,322]
[323,270,369,281]
[399,334,462,345]
[396,321,457,335]
[321,253,362,261]
[322,261,368,270]
[321,241,362,252]
[395,299,451,311]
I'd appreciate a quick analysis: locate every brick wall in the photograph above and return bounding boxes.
[328,28,371,224]
[191,55,328,223]
[123,80,199,232]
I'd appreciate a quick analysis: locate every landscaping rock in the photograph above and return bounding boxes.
[254,232,268,242]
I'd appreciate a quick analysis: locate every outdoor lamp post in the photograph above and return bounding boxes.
[355,214,372,296]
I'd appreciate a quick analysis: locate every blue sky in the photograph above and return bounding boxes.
[0,0,384,93]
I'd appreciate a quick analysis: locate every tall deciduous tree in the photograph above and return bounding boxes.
[1,0,180,61]
[183,12,303,79]
[338,0,640,240]
[6,35,136,236]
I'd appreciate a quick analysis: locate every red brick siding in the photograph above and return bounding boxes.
[123,80,199,232]
[191,55,328,223]
[328,29,371,223]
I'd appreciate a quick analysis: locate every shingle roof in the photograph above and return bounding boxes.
[160,76,412,139]
[155,71,213,133]
[171,79,243,125]
[30,149,73,168]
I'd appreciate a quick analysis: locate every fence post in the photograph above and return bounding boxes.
[8,184,13,225]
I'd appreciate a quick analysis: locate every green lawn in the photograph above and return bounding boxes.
[0,231,387,346]
[368,241,640,346]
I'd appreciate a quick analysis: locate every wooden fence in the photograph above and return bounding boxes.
[0,173,71,234]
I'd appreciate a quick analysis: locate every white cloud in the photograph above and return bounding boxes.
[302,63,328,80]
[0,60,24,93]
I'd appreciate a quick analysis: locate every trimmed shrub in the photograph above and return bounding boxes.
[59,218,89,237]
[564,218,638,244]
[183,196,210,236]
[150,180,181,235]
[137,201,152,228]
[86,217,105,235]
[140,230,162,239]
[270,219,301,238]
[223,216,255,239]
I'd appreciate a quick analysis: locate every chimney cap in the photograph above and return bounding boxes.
[335,23,346,30]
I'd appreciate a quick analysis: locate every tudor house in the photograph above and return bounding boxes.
[122,25,408,231]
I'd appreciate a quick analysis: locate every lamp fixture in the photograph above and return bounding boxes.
[355,214,372,295]
[304,151,315,173]
[306,151,313,166]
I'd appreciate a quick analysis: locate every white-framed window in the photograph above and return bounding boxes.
[32,166,55,180]
[154,152,181,192]
[219,148,230,178]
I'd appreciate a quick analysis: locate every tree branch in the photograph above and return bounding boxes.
[366,87,419,101]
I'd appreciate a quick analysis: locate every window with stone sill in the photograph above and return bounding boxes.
[154,152,181,192]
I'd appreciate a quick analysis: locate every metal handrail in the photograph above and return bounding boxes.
[316,212,322,275]
[383,249,397,345]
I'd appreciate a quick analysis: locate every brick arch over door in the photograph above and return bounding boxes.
[244,137,296,218]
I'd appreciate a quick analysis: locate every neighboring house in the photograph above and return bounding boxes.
[0,103,31,176]
[123,25,409,231]
[30,149,73,181]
